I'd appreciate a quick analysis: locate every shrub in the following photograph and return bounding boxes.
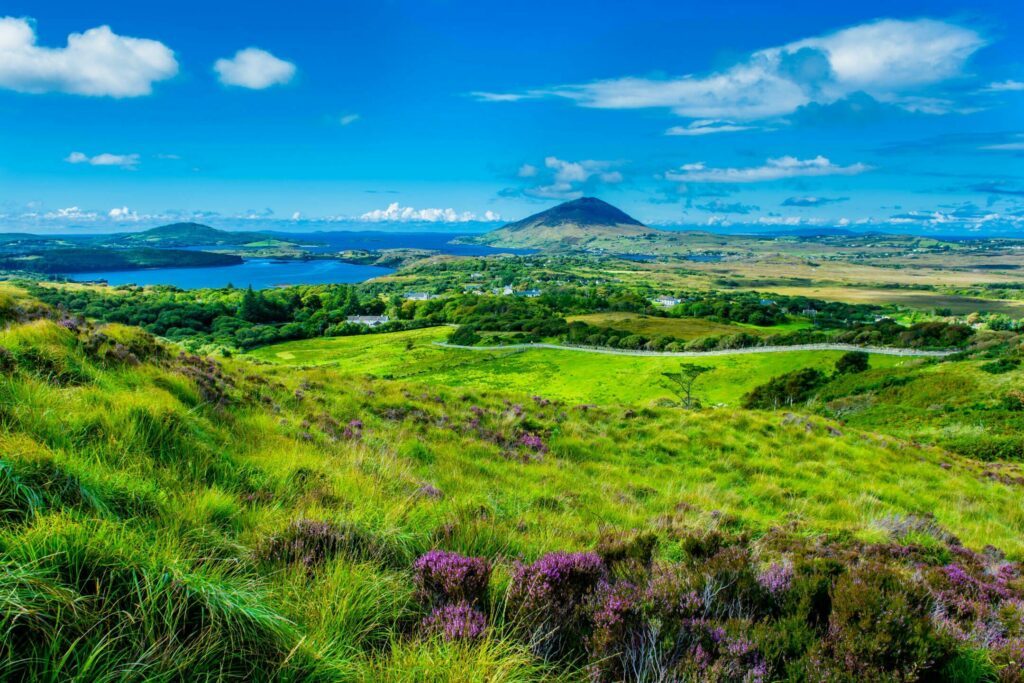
[812,563,951,681]
[980,358,1019,374]
[835,351,870,374]
[413,550,491,608]
[743,368,826,409]
[422,601,488,642]
[258,518,395,569]
[507,551,606,660]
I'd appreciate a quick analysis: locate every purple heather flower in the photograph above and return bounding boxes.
[422,601,487,641]
[757,562,794,595]
[413,550,491,606]
[519,432,547,453]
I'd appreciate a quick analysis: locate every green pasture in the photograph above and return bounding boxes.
[247,327,906,406]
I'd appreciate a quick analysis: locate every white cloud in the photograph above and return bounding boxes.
[666,119,755,136]
[479,18,985,121]
[359,203,502,223]
[666,155,871,183]
[0,17,177,97]
[107,206,139,221]
[214,48,295,89]
[43,206,98,220]
[516,156,624,200]
[470,91,538,102]
[65,151,140,169]
[291,211,302,221]
[339,114,360,126]
[982,80,1024,92]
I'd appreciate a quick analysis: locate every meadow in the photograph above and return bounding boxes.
[247,326,906,406]
[2,285,1024,680]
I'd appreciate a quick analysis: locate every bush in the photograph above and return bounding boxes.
[835,351,869,374]
[507,552,606,660]
[413,550,491,607]
[743,368,826,409]
[812,563,950,681]
[448,325,481,346]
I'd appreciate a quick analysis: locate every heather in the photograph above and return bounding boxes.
[1,286,1024,680]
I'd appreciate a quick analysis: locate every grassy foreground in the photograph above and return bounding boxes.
[247,327,907,406]
[2,293,1023,678]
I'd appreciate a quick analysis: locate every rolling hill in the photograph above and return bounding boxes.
[99,222,276,248]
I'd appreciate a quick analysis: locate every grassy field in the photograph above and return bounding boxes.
[3,305,1024,679]
[748,285,1024,317]
[564,312,810,338]
[248,327,906,406]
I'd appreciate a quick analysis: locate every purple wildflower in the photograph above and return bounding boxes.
[422,601,487,641]
[413,550,491,606]
[757,562,794,595]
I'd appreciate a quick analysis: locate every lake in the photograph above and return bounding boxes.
[67,231,533,290]
[70,258,395,290]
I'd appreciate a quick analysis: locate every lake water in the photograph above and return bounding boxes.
[67,231,533,290]
[70,258,395,290]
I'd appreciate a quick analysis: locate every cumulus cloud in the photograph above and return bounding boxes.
[359,203,501,223]
[107,206,139,221]
[507,156,624,200]
[666,156,871,183]
[0,17,177,97]
[475,18,985,121]
[65,151,140,169]
[665,120,755,136]
[782,196,850,207]
[214,48,295,89]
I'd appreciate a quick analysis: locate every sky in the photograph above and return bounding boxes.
[0,0,1022,235]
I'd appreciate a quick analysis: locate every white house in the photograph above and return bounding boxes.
[346,315,390,327]
[654,296,682,307]
[405,292,436,301]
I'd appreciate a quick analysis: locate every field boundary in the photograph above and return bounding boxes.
[434,341,958,358]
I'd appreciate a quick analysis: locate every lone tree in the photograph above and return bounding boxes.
[661,363,713,408]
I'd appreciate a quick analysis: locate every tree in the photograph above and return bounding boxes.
[661,363,713,408]
[238,286,263,323]
[835,351,869,374]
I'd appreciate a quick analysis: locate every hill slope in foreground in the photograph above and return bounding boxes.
[1,285,1022,680]
[471,197,663,250]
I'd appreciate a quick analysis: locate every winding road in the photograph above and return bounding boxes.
[434,341,957,358]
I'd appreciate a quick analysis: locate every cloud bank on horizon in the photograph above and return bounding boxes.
[0,2,1021,235]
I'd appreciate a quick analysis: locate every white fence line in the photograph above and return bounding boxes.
[434,341,957,358]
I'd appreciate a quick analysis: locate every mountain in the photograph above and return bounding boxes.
[100,223,276,248]
[471,197,659,250]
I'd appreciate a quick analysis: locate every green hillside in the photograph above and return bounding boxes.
[1,285,1023,680]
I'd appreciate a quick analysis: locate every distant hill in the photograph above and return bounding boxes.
[0,247,242,274]
[470,197,660,250]
[101,223,277,248]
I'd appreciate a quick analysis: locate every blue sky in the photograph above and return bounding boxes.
[0,0,1022,234]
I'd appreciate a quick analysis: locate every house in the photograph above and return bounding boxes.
[501,285,514,296]
[654,296,682,307]
[759,299,776,306]
[405,292,436,301]
[518,289,542,298]
[346,315,390,327]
